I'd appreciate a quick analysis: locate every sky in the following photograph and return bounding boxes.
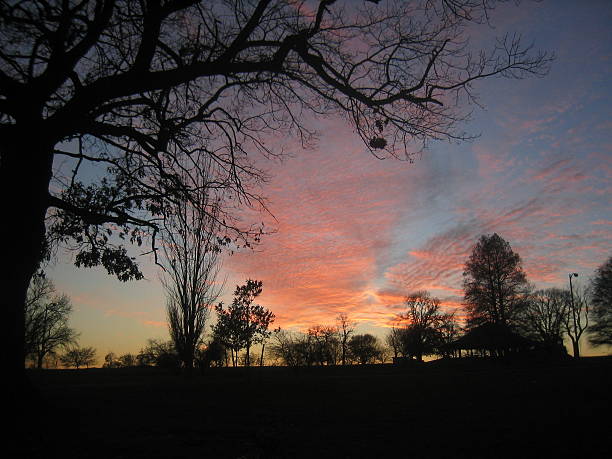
[47,0,612,361]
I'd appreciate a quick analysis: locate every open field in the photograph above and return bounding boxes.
[20,357,612,458]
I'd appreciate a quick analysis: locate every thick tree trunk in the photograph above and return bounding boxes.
[1,125,54,390]
[259,342,265,367]
[571,339,580,359]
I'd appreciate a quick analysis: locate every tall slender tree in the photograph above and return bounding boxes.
[336,313,355,366]
[564,282,589,359]
[161,171,224,373]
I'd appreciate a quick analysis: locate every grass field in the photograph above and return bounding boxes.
[20,357,612,458]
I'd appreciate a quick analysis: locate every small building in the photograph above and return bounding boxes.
[450,323,533,358]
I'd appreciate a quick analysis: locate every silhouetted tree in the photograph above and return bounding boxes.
[1,0,553,377]
[211,303,246,367]
[270,329,296,367]
[435,311,461,358]
[463,234,530,329]
[212,280,274,366]
[348,334,381,365]
[137,338,179,368]
[269,328,315,367]
[25,274,78,368]
[239,352,259,367]
[103,352,118,368]
[198,338,227,368]
[589,256,612,346]
[237,280,275,367]
[161,172,224,373]
[521,288,569,352]
[376,345,391,364]
[564,284,589,359]
[386,326,403,360]
[60,346,96,369]
[118,353,137,367]
[308,325,340,366]
[399,291,456,361]
[336,313,355,366]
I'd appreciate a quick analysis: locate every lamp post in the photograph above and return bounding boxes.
[568,272,579,358]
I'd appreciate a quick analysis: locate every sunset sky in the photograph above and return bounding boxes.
[47,0,612,360]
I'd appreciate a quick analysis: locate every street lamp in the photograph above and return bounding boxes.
[568,272,578,303]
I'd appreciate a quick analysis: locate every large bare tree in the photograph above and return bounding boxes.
[521,288,569,352]
[399,290,452,361]
[0,1,552,377]
[59,346,97,369]
[564,282,589,359]
[336,312,355,365]
[386,326,403,360]
[307,324,340,365]
[25,274,78,368]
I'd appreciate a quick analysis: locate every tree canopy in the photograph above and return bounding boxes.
[463,233,530,328]
[212,279,274,366]
[521,288,569,351]
[60,346,97,369]
[348,333,381,365]
[398,291,452,361]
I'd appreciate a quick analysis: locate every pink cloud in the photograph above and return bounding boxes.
[143,320,167,328]
[225,119,434,330]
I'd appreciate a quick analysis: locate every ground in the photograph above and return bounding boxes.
[17,357,612,458]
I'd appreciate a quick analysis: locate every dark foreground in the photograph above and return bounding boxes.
[18,357,612,458]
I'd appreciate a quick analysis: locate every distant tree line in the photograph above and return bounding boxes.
[268,314,386,367]
[99,279,277,372]
[456,233,609,359]
[263,236,611,366]
[25,238,612,370]
[390,234,611,361]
